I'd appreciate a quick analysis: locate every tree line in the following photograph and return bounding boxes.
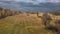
[0,8,21,19]
[50,10,60,16]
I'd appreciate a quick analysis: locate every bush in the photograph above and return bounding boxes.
[54,20,60,34]
[45,25,58,32]
[0,7,3,11]
[55,20,60,24]
[50,10,60,16]
[45,20,60,34]
[42,13,52,26]
[0,8,20,19]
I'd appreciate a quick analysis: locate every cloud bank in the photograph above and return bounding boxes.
[0,0,60,12]
[0,0,60,5]
[0,0,60,2]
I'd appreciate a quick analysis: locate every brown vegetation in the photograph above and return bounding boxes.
[0,8,21,19]
[40,13,60,34]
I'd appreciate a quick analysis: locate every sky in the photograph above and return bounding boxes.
[0,0,60,12]
[0,0,60,5]
[1,0,60,3]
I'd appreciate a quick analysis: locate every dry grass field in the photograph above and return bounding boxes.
[0,13,60,34]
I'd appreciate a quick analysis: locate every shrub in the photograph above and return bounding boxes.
[0,8,20,19]
[0,7,3,11]
[50,10,60,16]
[45,25,58,32]
[54,20,60,34]
[42,13,52,26]
[45,20,60,34]
[55,20,60,24]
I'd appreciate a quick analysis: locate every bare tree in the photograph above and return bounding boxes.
[37,11,39,16]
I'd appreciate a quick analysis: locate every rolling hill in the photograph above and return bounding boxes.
[0,13,57,34]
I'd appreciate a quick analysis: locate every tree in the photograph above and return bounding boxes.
[37,12,39,16]
[42,13,52,26]
[0,8,3,18]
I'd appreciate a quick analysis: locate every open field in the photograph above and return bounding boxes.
[0,13,59,34]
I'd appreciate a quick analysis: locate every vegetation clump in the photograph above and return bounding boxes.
[42,13,52,26]
[0,8,21,19]
[51,10,60,16]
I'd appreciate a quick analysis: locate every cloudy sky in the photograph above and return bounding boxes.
[0,0,60,2]
[0,0,60,12]
[0,0,60,5]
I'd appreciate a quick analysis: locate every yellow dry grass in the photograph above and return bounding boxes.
[0,13,58,34]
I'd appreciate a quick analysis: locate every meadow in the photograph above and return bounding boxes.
[0,13,56,34]
[0,8,60,34]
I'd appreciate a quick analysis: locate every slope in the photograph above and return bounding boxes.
[0,14,54,34]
